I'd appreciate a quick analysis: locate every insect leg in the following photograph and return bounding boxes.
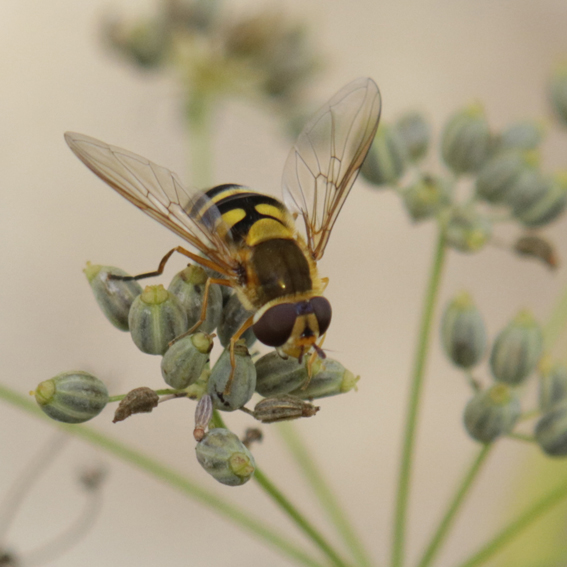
[224,315,256,395]
[109,246,232,281]
[168,276,233,346]
[320,277,329,292]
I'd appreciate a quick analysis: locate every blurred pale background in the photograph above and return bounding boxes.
[1,0,567,566]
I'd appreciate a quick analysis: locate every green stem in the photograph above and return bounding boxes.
[0,385,326,567]
[452,479,567,567]
[254,469,351,567]
[213,412,351,567]
[543,281,567,349]
[186,91,214,188]
[416,445,492,567]
[108,388,187,403]
[277,422,374,567]
[392,229,447,567]
[506,432,535,444]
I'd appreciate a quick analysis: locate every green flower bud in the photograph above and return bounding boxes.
[548,63,567,126]
[475,151,536,204]
[490,310,543,385]
[289,358,359,400]
[535,402,567,456]
[83,263,142,331]
[255,351,309,397]
[161,332,213,389]
[441,104,492,174]
[441,292,487,368]
[168,265,223,334]
[195,428,255,486]
[539,356,567,412]
[129,285,188,355]
[253,395,319,423]
[513,235,558,270]
[218,293,256,348]
[499,121,544,151]
[504,167,549,214]
[513,172,567,227]
[103,18,169,70]
[395,112,430,161]
[360,124,407,187]
[463,383,521,444]
[208,341,256,411]
[444,207,492,253]
[34,371,108,424]
[402,175,452,221]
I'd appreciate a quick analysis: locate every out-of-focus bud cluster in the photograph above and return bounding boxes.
[440,296,551,447]
[36,259,361,486]
[101,0,321,124]
[362,74,567,261]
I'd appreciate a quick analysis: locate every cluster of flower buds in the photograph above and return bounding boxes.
[101,0,320,126]
[441,294,551,445]
[361,79,567,262]
[35,260,361,485]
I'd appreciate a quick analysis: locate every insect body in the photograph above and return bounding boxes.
[65,77,382,362]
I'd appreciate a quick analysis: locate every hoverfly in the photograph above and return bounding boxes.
[65,77,381,369]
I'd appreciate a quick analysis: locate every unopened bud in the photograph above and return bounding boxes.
[548,63,567,126]
[34,371,108,424]
[539,356,567,412]
[463,383,521,444]
[195,428,255,486]
[360,124,407,187]
[218,293,256,348]
[129,285,188,355]
[475,151,536,204]
[161,332,213,389]
[441,104,492,174]
[402,175,452,222]
[113,387,159,423]
[289,358,359,400]
[444,207,492,253]
[395,112,430,161]
[208,340,256,411]
[499,121,544,152]
[253,395,319,423]
[490,310,543,385]
[168,265,223,334]
[83,263,142,331]
[535,402,567,457]
[513,172,567,227]
[255,352,309,396]
[441,292,487,368]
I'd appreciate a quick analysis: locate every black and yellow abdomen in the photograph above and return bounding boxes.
[195,185,316,308]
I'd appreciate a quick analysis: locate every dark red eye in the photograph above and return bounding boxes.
[310,297,332,336]
[253,304,297,347]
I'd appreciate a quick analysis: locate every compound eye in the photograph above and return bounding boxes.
[310,297,332,336]
[253,304,297,347]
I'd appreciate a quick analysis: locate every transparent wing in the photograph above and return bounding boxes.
[64,132,239,276]
[282,77,382,260]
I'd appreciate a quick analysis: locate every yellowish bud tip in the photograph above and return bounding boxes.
[141,284,169,304]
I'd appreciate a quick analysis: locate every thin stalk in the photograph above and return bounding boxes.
[254,468,352,567]
[543,281,567,348]
[278,422,374,567]
[392,229,447,567]
[0,384,326,567]
[186,91,214,188]
[213,412,352,567]
[416,445,492,567]
[452,478,567,567]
